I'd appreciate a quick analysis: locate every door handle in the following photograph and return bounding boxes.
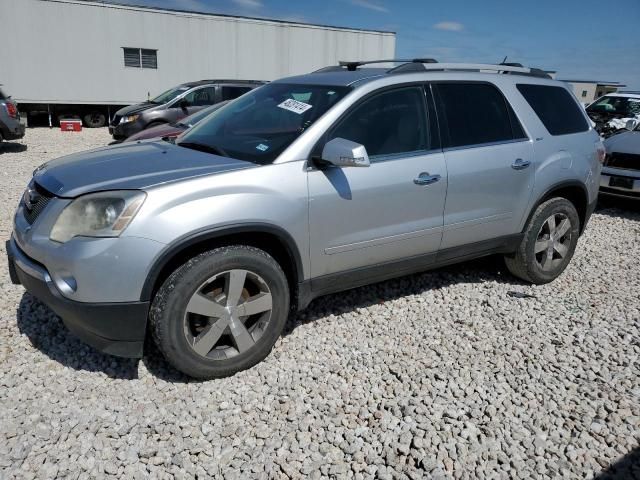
[511,158,531,170]
[413,172,441,185]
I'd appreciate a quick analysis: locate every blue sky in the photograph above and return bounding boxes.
[110,0,639,89]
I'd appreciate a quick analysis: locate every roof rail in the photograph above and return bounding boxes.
[337,58,437,71]
[313,60,551,79]
[396,62,551,79]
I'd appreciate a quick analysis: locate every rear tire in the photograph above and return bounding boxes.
[83,112,106,128]
[150,246,289,379]
[505,197,580,284]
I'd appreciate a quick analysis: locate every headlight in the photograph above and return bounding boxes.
[120,114,140,124]
[50,191,146,243]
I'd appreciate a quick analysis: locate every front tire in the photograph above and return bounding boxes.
[150,246,290,379]
[505,197,580,284]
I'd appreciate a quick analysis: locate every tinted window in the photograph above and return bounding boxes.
[329,87,429,158]
[179,83,349,164]
[151,86,189,104]
[183,87,216,106]
[222,86,252,101]
[518,84,589,135]
[434,83,516,148]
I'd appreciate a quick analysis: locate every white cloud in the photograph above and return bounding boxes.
[232,0,263,8]
[350,0,388,13]
[433,21,464,32]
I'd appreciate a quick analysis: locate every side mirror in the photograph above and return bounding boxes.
[179,99,189,110]
[320,137,370,168]
[625,119,638,131]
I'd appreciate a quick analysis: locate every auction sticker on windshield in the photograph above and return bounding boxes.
[278,99,312,115]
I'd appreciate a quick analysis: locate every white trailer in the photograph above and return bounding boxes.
[0,0,395,127]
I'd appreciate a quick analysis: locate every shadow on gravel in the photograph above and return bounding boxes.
[16,293,140,379]
[283,254,528,336]
[596,197,640,217]
[594,446,640,480]
[0,142,27,154]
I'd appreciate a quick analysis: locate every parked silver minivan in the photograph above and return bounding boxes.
[8,60,603,378]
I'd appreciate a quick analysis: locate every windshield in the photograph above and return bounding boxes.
[177,83,350,164]
[178,101,230,127]
[588,96,640,116]
[150,86,190,104]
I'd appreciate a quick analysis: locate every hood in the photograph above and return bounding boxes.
[124,124,184,142]
[115,102,159,117]
[604,131,640,155]
[33,141,256,197]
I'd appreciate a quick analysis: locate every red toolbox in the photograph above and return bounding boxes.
[60,119,82,132]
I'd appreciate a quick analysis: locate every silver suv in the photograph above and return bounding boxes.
[8,60,603,379]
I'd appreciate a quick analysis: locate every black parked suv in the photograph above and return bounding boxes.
[0,87,25,143]
[109,80,264,140]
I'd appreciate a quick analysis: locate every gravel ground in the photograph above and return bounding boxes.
[0,128,639,480]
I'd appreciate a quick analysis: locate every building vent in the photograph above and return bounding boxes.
[141,49,158,69]
[123,48,158,69]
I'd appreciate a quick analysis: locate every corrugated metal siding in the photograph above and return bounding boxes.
[0,0,396,104]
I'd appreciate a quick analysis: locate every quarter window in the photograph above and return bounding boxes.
[123,48,158,69]
[434,83,521,148]
[329,87,430,159]
[517,84,589,135]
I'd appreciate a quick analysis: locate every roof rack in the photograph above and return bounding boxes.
[313,59,551,79]
[337,58,438,71]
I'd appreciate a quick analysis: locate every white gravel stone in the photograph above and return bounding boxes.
[0,128,639,479]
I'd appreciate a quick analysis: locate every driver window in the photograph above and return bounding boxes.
[329,87,429,160]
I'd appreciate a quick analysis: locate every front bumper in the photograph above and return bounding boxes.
[599,168,640,199]
[7,238,149,358]
[109,120,143,140]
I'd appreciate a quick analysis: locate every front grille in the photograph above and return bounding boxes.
[22,183,54,225]
[110,114,121,126]
[605,152,640,171]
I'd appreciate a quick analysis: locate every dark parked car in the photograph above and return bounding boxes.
[0,87,25,143]
[109,80,263,140]
[124,101,230,143]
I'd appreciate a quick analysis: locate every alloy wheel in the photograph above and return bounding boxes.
[534,213,572,272]
[183,269,273,359]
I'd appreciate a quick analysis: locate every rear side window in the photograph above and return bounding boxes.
[517,84,589,135]
[434,83,524,148]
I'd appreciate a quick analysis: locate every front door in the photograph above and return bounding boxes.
[308,86,447,280]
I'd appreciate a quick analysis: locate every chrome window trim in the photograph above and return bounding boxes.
[442,137,532,153]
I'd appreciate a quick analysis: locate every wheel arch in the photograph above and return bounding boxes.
[140,223,304,306]
[526,181,589,234]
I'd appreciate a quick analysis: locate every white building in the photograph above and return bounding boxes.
[0,0,395,123]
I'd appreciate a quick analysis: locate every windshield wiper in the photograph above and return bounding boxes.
[177,141,229,157]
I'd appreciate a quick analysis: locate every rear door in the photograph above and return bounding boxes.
[432,82,534,250]
[307,85,447,279]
